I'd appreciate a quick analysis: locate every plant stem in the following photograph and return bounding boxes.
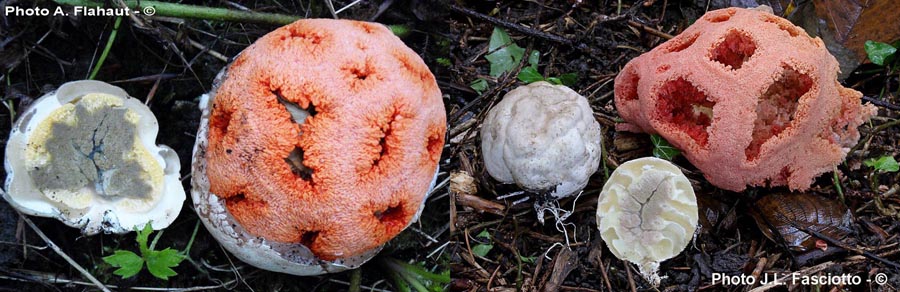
[181,220,201,257]
[348,269,362,292]
[54,0,300,25]
[149,228,164,250]
[832,166,844,203]
[89,16,121,80]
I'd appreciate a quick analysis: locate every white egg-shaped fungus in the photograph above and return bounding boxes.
[4,80,185,234]
[481,81,601,209]
[596,157,698,286]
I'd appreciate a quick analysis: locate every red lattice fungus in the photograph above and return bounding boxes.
[613,7,876,192]
[204,19,446,260]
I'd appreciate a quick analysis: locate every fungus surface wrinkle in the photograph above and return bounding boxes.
[597,157,698,286]
[198,19,444,261]
[614,7,876,191]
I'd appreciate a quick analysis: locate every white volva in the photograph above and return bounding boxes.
[4,80,185,234]
[596,157,698,286]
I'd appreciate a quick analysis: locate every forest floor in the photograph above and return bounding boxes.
[0,0,899,291]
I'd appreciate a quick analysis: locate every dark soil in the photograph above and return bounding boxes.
[2,0,899,291]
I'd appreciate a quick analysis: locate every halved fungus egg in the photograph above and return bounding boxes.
[4,80,185,234]
[596,157,698,286]
[191,19,446,275]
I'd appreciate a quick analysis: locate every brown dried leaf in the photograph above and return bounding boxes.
[812,0,900,61]
[697,192,728,233]
[751,193,853,252]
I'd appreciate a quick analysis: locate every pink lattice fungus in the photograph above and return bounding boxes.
[614,7,877,192]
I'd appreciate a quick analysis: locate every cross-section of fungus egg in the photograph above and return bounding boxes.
[481,81,601,216]
[597,157,698,286]
[4,80,185,234]
[191,19,446,275]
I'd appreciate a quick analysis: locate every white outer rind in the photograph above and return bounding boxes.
[3,80,185,234]
[596,157,698,286]
[481,81,602,199]
[190,71,438,275]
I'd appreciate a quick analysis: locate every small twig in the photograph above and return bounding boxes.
[409,227,440,244]
[597,258,613,292]
[626,20,674,40]
[850,119,900,155]
[862,95,900,111]
[0,271,235,291]
[541,247,575,292]
[783,216,900,270]
[188,39,229,62]
[16,213,111,292]
[327,279,393,292]
[748,261,835,292]
[624,261,638,292]
[334,0,363,15]
[447,4,578,48]
[324,0,337,19]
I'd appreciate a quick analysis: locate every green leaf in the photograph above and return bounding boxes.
[471,244,493,257]
[136,223,152,255]
[436,57,451,67]
[517,66,544,84]
[469,78,488,94]
[103,250,144,279]
[865,40,897,66]
[864,155,899,173]
[651,134,681,160]
[145,248,184,280]
[476,230,491,239]
[485,27,525,77]
[546,77,562,85]
[388,24,411,38]
[519,255,537,263]
[488,27,513,52]
[558,73,579,86]
[486,45,524,77]
[527,50,540,68]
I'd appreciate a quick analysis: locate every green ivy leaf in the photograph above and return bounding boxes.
[485,27,524,77]
[864,155,899,173]
[145,248,185,280]
[488,27,512,52]
[557,73,579,86]
[469,78,488,94]
[436,57,452,67]
[471,244,493,257]
[476,230,491,239]
[865,40,897,66]
[519,255,537,263]
[527,50,540,69]
[517,66,544,84]
[651,134,681,160]
[388,24,411,38]
[103,250,144,279]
